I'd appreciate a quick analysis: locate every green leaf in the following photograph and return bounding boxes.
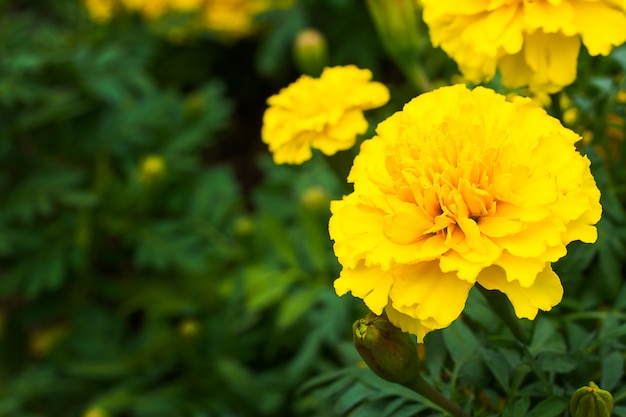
[442,320,480,366]
[481,348,512,390]
[613,405,626,417]
[334,383,371,415]
[601,350,624,391]
[277,286,320,329]
[610,44,626,71]
[244,265,295,312]
[526,397,569,417]
[529,318,565,356]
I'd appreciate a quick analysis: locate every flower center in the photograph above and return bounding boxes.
[389,137,498,235]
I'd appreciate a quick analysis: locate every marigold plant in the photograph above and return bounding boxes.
[262,65,390,165]
[329,84,602,342]
[421,0,626,94]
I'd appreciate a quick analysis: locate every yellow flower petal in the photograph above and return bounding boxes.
[478,264,563,319]
[385,302,436,343]
[572,1,626,55]
[388,262,473,332]
[334,263,393,315]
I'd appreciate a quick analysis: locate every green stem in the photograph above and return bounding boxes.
[395,56,431,94]
[403,374,470,417]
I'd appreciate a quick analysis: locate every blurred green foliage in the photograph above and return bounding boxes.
[1,1,626,417]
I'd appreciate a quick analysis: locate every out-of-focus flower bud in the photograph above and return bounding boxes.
[300,186,329,212]
[29,324,68,358]
[233,216,254,236]
[365,0,422,61]
[353,312,420,384]
[83,406,110,417]
[581,130,594,146]
[139,155,166,185]
[178,319,200,338]
[293,28,328,76]
[570,381,614,417]
[185,92,206,117]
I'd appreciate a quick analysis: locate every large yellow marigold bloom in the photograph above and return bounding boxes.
[421,0,626,93]
[329,84,601,342]
[262,66,390,165]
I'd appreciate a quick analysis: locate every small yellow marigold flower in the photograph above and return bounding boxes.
[421,1,626,94]
[329,84,602,342]
[262,65,390,165]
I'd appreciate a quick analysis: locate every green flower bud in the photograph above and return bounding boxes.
[365,0,422,60]
[570,381,614,417]
[293,28,328,77]
[353,312,420,384]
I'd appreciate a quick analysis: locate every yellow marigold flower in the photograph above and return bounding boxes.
[262,65,390,165]
[421,0,626,94]
[329,84,601,342]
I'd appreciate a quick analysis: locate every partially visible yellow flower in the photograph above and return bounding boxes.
[329,84,601,342]
[84,0,116,21]
[421,1,626,93]
[262,65,390,165]
[201,0,291,38]
[84,0,292,38]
